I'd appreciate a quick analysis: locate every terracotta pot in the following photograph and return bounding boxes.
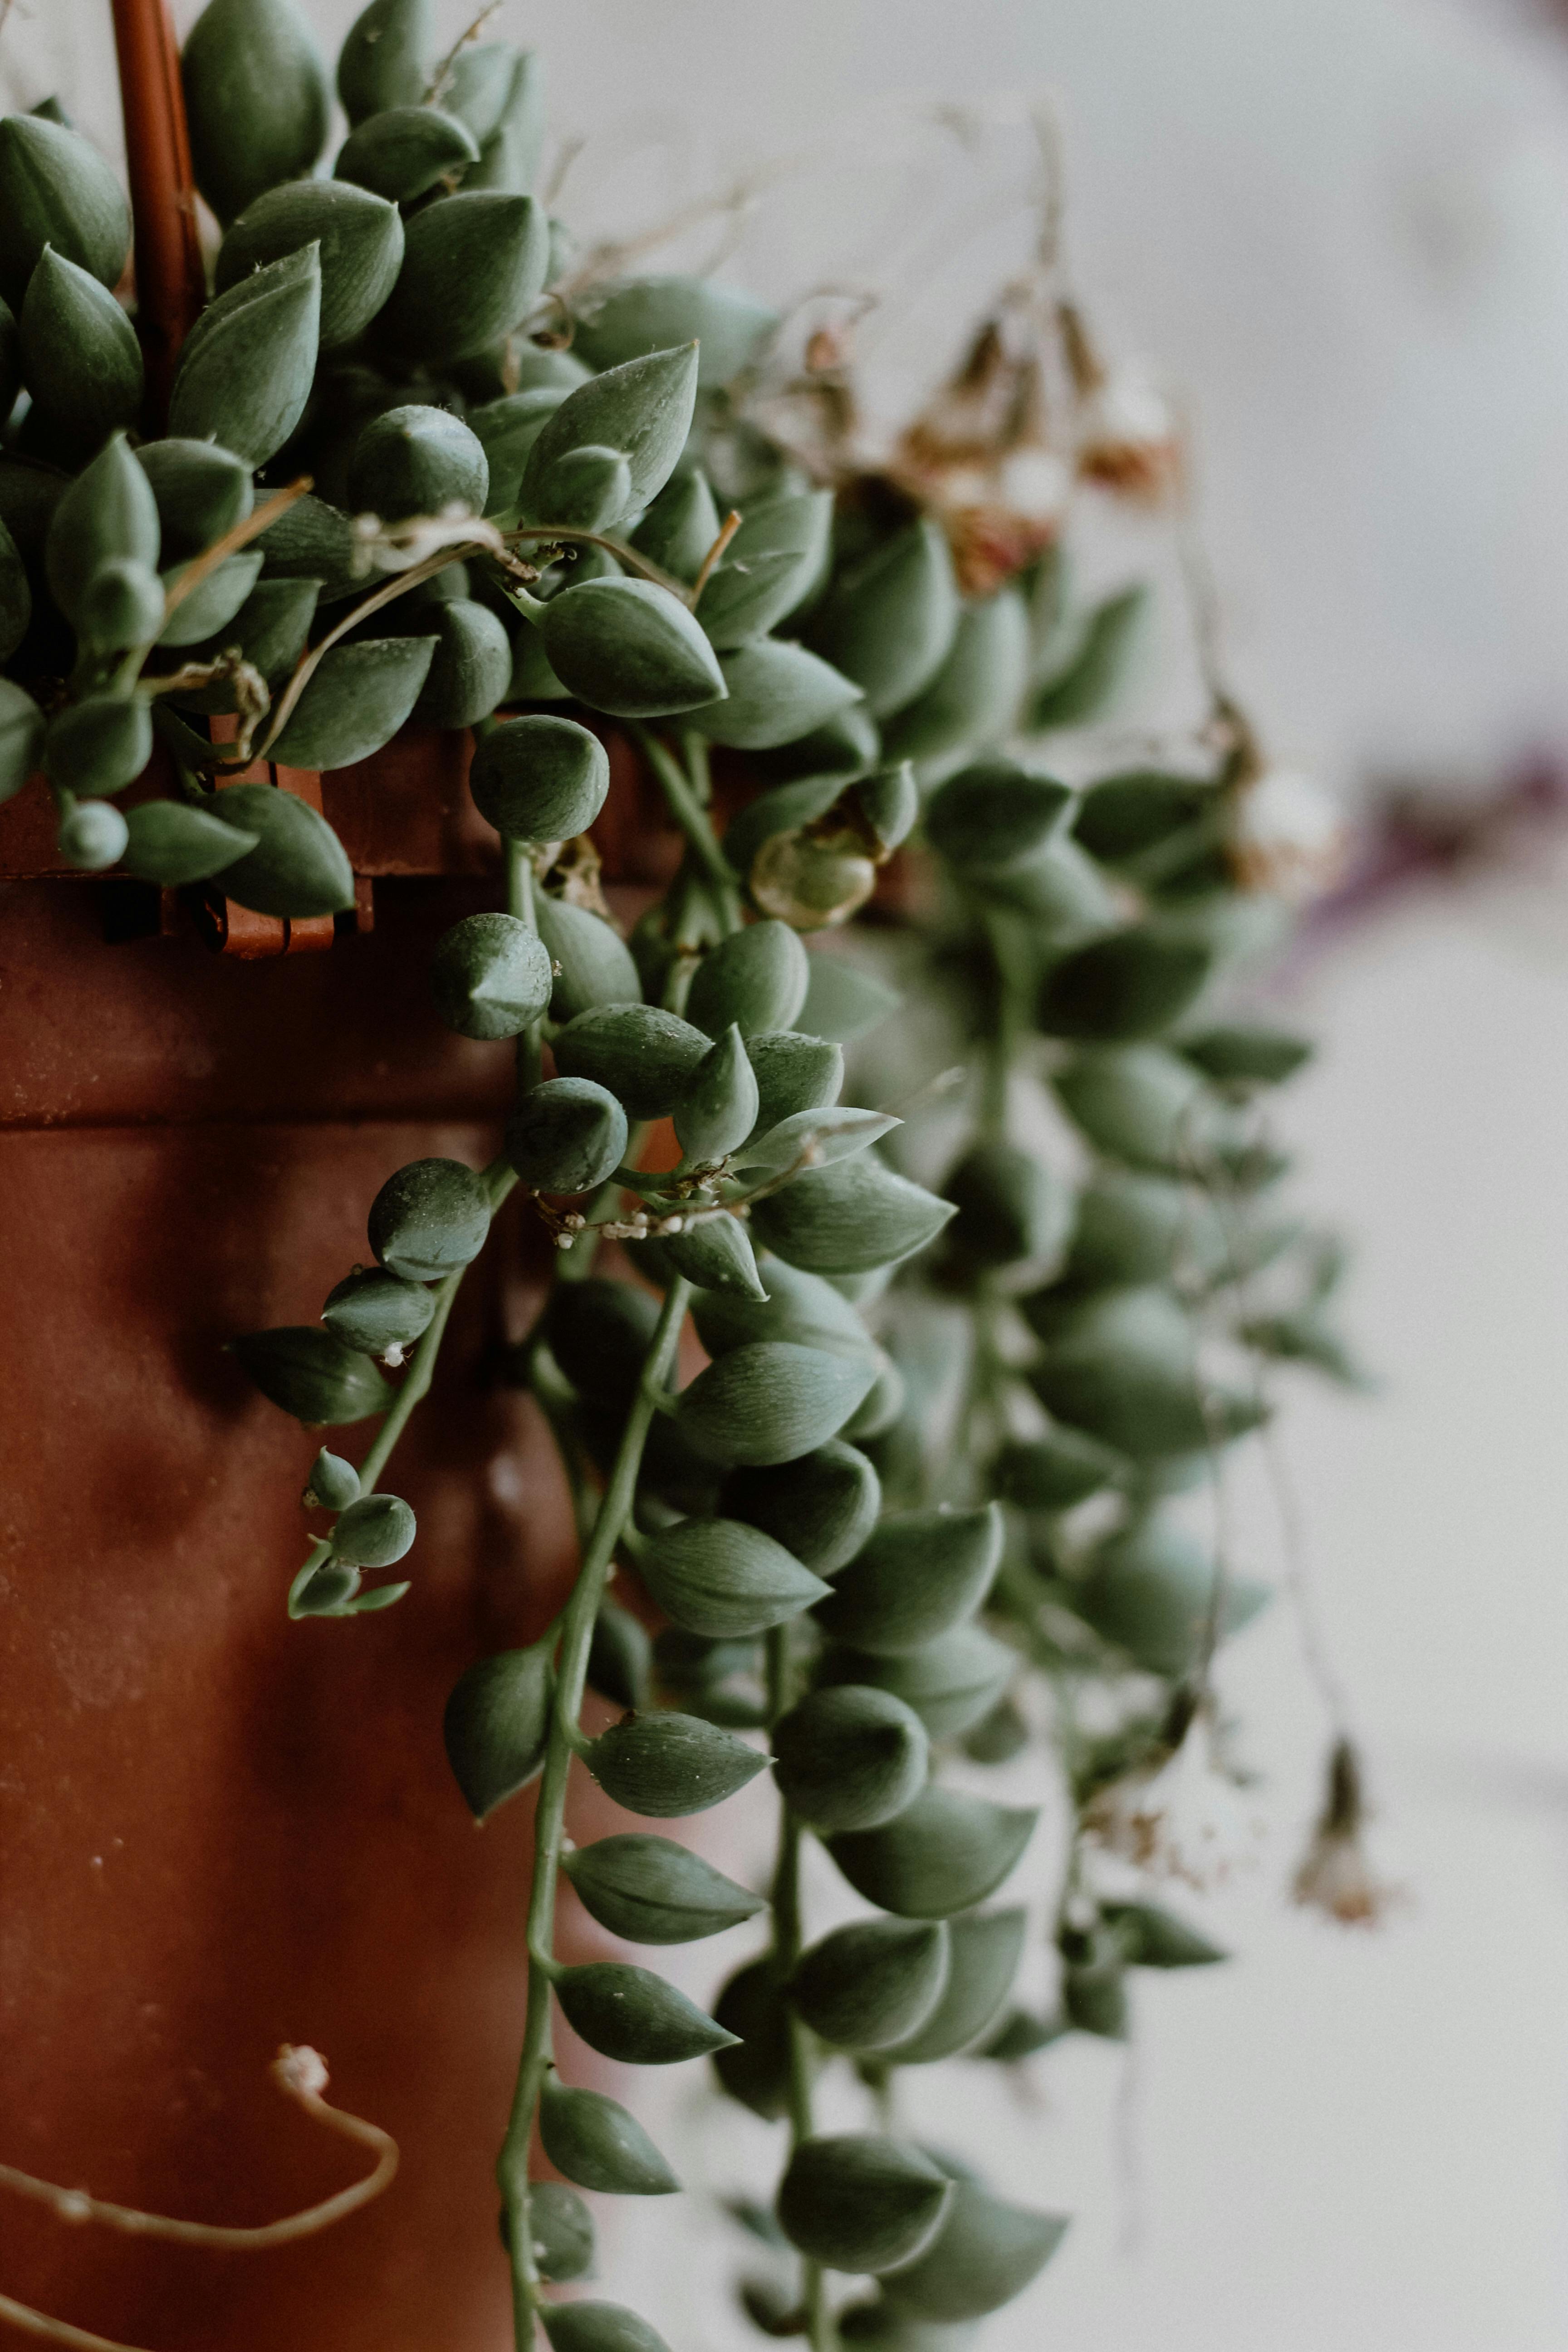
[0,848,657,2348]
[0,654,924,2346]
[1,15,732,2333]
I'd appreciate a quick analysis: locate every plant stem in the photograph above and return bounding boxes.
[508,841,546,1094]
[554,1122,647,1283]
[287,1156,519,1617]
[765,1624,838,2352]
[680,729,713,807]
[629,724,744,929]
[507,839,535,924]
[978,909,1027,1143]
[948,1283,1007,1509]
[690,510,744,603]
[496,1276,693,2351]
[499,524,689,600]
[250,536,483,766]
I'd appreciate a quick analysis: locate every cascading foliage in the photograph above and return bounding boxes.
[2,3,1374,2347]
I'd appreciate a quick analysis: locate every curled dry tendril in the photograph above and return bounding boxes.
[0,2048,397,2352]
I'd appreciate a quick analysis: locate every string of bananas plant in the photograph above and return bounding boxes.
[0,5,1378,2349]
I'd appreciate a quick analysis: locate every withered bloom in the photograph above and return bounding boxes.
[888,310,1070,596]
[1083,1713,1266,1892]
[1058,298,1182,503]
[1293,1738,1401,1928]
[536,832,616,921]
[1228,764,1349,901]
[1076,367,1184,501]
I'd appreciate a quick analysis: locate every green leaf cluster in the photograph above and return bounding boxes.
[176,20,1362,2352]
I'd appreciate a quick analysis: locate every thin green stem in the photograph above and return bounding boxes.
[978,909,1028,1144]
[656,862,723,1012]
[980,1019,1010,1143]
[765,1624,837,2352]
[287,1158,519,1618]
[500,579,549,622]
[507,841,534,923]
[629,725,744,929]
[512,1310,600,1550]
[497,1276,693,2352]
[680,729,714,806]
[865,2065,897,2135]
[507,841,546,1095]
[774,1823,811,2144]
[764,1620,793,1726]
[949,1284,1007,1509]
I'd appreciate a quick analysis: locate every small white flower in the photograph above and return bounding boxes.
[995,446,1073,525]
[1230,766,1349,902]
[1292,1828,1396,1926]
[1076,367,1183,500]
[272,2043,330,2099]
[1292,1738,1402,1927]
[1083,367,1176,449]
[930,460,992,508]
[1083,1719,1266,1890]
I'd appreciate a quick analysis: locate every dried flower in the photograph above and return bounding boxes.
[272,2043,330,2100]
[1293,1738,1401,1927]
[1077,365,1183,502]
[1082,1714,1266,1891]
[535,832,618,922]
[1229,764,1349,901]
[885,310,1071,594]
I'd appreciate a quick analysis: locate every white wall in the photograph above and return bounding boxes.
[21,4,1568,2342]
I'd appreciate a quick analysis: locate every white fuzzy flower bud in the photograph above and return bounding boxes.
[1083,1722,1266,1890]
[272,2043,330,2099]
[1230,766,1348,902]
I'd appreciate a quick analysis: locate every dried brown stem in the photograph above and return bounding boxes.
[556,169,787,301]
[691,509,744,605]
[1260,1420,1356,1737]
[0,2049,397,2351]
[0,2046,397,2252]
[0,2289,146,2352]
[425,2,505,110]
[157,479,311,631]
[504,523,689,600]
[245,540,483,765]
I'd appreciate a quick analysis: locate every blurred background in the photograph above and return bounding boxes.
[10,1,1568,2343]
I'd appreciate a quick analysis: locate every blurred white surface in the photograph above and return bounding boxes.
[11,2,1568,2343]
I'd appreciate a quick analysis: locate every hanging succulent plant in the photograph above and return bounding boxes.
[0,7,1374,2350]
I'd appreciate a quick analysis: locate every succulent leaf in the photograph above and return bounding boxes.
[443,1646,553,1820]
[181,0,330,225]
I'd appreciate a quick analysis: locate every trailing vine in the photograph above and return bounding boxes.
[0,5,1384,2350]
